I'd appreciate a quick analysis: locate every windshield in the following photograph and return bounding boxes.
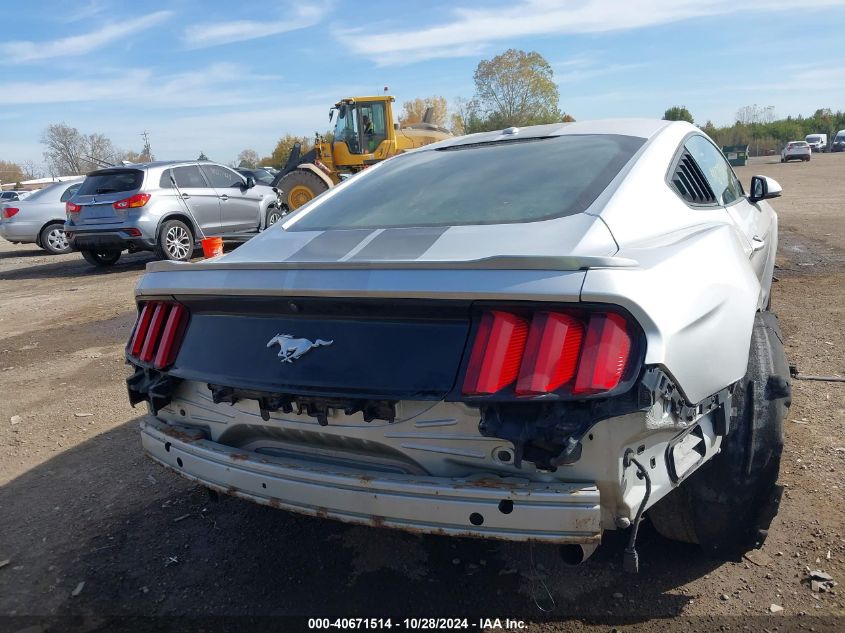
[288,134,645,230]
[806,136,821,143]
[77,169,143,195]
[249,169,275,185]
[333,104,359,148]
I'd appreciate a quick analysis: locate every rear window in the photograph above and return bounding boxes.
[77,169,143,195]
[288,134,645,230]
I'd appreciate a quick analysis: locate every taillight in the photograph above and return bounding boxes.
[462,308,634,398]
[516,312,584,395]
[462,311,528,395]
[114,193,151,209]
[66,201,81,213]
[2,207,19,219]
[126,301,189,370]
[573,313,632,395]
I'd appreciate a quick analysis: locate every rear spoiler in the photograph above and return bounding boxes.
[145,255,639,274]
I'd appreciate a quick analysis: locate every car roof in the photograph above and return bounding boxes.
[86,160,223,175]
[425,118,677,150]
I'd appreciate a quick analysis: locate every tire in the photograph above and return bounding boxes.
[649,311,791,559]
[277,169,330,211]
[80,249,121,267]
[265,205,284,228]
[155,219,194,261]
[39,223,72,255]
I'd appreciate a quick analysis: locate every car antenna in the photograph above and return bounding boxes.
[83,155,115,168]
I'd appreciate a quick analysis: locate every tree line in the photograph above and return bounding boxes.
[664,104,845,156]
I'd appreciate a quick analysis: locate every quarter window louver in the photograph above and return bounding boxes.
[672,151,716,204]
[127,301,189,370]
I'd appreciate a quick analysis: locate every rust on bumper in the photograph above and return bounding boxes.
[141,416,602,544]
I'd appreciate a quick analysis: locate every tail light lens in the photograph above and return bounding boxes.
[127,301,189,370]
[516,312,584,395]
[462,308,635,398]
[66,201,81,213]
[462,311,528,395]
[2,207,20,219]
[114,193,151,209]
[573,313,632,395]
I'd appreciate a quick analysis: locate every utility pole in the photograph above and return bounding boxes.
[140,130,153,162]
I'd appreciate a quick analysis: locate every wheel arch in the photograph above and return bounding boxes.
[36,219,66,247]
[158,212,199,242]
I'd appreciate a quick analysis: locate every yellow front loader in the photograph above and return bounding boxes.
[271,95,452,211]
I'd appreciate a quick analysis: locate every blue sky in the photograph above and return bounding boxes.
[2,0,844,171]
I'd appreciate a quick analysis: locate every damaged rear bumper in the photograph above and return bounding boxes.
[141,416,602,544]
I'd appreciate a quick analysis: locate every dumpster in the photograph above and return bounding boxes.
[722,144,748,167]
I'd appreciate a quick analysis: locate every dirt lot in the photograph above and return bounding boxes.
[0,154,843,632]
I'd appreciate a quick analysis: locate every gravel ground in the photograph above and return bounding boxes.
[0,154,843,632]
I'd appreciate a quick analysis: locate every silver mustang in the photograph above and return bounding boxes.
[126,119,791,569]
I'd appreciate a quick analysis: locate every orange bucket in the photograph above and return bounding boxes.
[201,236,223,259]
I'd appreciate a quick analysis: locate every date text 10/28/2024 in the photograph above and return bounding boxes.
[308,618,527,630]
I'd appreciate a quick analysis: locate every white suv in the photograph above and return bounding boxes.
[781,141,811,163]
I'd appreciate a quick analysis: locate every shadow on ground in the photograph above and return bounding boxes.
[0,416,727,629]
[0,250,155,281]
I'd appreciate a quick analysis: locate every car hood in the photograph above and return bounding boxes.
[216,212,618,267]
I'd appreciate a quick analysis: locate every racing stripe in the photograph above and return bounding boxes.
[347,227,450,261]
[285,229,376,261]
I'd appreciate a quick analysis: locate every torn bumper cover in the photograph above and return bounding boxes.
[141,416,602,544]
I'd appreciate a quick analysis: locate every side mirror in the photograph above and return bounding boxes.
[245,176,256,189]
[749,175,782,203]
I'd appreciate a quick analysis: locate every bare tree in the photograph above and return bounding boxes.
[237,149,260,168]
[21,160,44,180]
[42,123,119,175]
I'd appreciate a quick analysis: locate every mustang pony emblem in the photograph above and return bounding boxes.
[266,334,333,363]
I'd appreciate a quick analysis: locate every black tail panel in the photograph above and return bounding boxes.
[168,296,472,400]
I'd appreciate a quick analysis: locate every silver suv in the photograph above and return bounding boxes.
[65,160,283,266]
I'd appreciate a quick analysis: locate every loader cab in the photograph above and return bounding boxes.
[331,99,390,159]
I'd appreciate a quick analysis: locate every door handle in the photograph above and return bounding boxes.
[181,193,190,199]
[219,195,229,201]
[751,236,766,252]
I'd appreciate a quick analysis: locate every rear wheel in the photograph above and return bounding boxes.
[156,219,194,261]
[277,169,330,211]
[39,223,71,254]
[80,249,121,267]
[649,311,791,560]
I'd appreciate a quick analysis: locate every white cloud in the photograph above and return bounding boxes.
[0,11,173,63]
[335,0,845,64]
[183,3,329,48]
[0,63,274,108]
[555,64,646,85]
